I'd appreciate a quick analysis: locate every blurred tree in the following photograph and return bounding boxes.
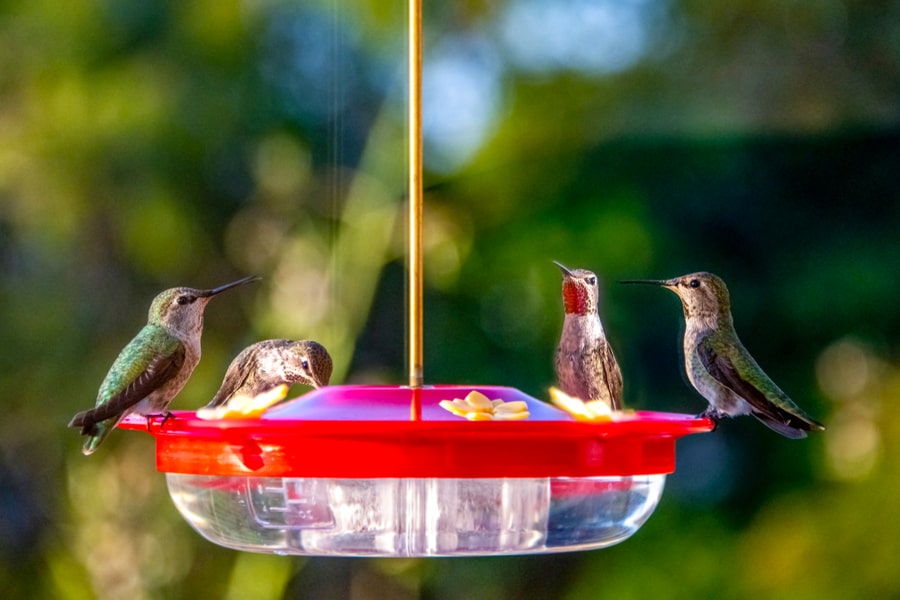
[0,0,897,598]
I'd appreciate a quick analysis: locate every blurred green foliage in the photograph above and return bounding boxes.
[1,0,898,598]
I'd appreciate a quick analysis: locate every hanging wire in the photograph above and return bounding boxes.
[329,0,343,353]
[408,0,424,388]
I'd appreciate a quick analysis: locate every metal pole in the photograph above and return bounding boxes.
[408,0,424,388]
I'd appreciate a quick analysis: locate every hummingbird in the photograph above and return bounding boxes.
[204,339,333,410]
[621,272,825,438]
[553,261,624,411]
[68,275,260,454]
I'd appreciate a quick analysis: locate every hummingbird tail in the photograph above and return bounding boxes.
[67,410,96,433]
[751,410,825,440]
[70,412,123,455]
[81,421,115,455]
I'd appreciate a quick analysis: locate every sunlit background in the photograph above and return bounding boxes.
[1,0,899,598]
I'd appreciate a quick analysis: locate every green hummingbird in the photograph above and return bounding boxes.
[204,339,333,409]
[554,261,624,410]
[621,272,825,438]
[68,275,260,454]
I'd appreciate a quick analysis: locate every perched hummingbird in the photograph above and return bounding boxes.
[204,339,333,410]
[68,275,260,454]
[621,272,825,438]
[554,261,624,410]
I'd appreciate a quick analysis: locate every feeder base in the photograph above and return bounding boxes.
[167,474,665,556]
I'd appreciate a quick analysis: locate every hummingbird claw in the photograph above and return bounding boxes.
[145,411,174,432]
[696,408,722,430]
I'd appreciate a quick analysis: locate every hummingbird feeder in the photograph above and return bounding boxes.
[120,0,714,556]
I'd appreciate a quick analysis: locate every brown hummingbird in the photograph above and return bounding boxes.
[621,272,825,438]
[68,276,260,454]
[204,339,333,410]
[554,261,624,410]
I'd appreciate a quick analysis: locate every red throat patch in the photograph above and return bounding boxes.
[562,281,587,315]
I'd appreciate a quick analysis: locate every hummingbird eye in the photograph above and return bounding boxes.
[585,276,596,285]
[301,359,310,371]
[176,295,196,305]
[689,279,700,288]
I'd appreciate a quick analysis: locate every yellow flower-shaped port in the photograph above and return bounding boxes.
[439,391,530,421]
[195,385,290,420]
[548,386,635,422]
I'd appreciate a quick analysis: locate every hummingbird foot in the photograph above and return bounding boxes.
[144,411,174,432]
[696,408,722,431]
[159,411,174,429]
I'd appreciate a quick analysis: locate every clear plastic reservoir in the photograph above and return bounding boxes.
[167,474,665,556]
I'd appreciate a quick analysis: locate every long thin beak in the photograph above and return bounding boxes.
[199,275,262,298]
[619,278,675,288]
[553,260,574,276]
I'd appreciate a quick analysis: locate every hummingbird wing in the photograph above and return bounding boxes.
[600,343,624,410]
[68,338,186,431]
[205,343,261,408]
[697,335,824,438]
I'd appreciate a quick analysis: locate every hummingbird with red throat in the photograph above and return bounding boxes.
[621,272,825,438]
[554,261,624,410]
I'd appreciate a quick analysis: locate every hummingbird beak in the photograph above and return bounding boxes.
[198,275,262,298]
[553,261,574,277]
[619,278,678,290]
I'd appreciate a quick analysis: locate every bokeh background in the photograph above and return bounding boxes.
[2,0,899,598]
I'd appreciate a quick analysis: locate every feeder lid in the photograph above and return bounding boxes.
[119,385,713,478]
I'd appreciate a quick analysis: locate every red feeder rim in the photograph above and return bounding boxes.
[119,385,714,478]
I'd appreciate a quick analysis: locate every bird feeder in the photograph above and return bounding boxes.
[119,0,714,556]
[120,387,711,556]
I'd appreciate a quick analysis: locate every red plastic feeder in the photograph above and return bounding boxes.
[121,385,713,556]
